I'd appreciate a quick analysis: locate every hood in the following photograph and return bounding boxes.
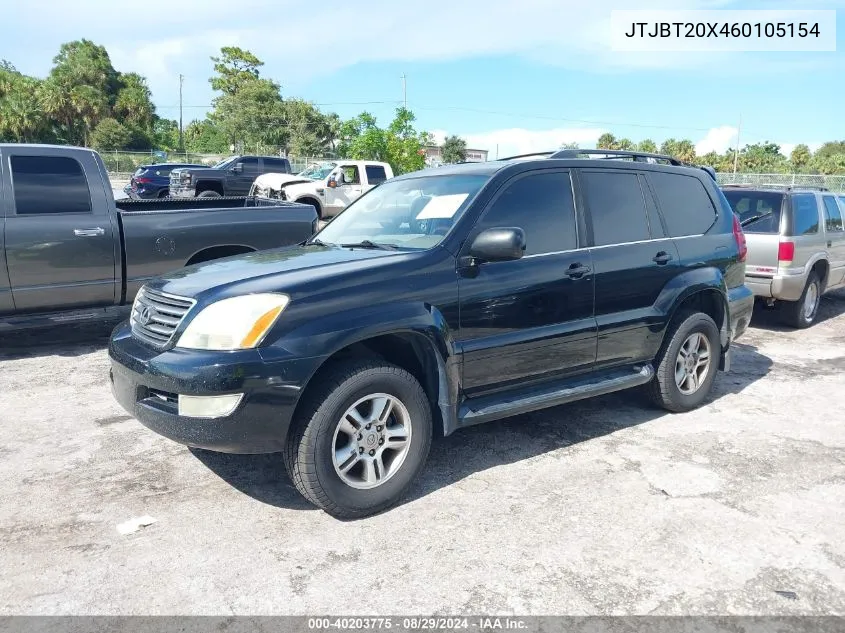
[170,166,220,179]
[254,173,315,188]
[153,244,405,299]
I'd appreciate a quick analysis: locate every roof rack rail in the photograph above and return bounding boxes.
[495,151,555,161]
[551,148,687,166]
[722,183,830,192]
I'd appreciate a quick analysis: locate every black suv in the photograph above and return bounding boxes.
[109,149,754,518]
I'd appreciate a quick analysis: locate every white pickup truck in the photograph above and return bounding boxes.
[250,160,393,219]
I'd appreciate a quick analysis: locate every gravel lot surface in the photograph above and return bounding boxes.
[1,294,844,615]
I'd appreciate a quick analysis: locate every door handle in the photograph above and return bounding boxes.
[74,227,105,237]
[653,251,673,265]
[566,263,591,278]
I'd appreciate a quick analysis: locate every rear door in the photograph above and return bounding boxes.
[579,168,680,368]
[821,194,845,288]
[3,150,117,312]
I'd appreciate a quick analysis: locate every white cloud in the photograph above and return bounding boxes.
[430,127,607,158]
[695,126,739,155]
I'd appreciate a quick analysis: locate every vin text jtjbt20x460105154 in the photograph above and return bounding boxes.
[109,149,754,519]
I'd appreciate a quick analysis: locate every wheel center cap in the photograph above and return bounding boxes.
[364,433,378,447]
[686,356,696,371]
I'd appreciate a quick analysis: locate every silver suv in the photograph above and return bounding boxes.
[722,184,845,328]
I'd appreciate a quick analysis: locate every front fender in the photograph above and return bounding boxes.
[267,302,461,435]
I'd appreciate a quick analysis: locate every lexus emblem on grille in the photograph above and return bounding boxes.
[138,305,155,326]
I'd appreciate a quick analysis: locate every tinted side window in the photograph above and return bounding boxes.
[264,158,289,171]
[479,171,577,255]
[10,155,91,215]
[791,194,820,235]
[239,157,260,175]
[649,172,716,237]
[581,171,649,246]
[365,165,387,184]
[823,196,844,232]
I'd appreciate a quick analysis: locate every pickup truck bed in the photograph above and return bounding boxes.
[0,144,318,329]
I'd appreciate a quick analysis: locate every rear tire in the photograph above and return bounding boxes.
[780,272,820,329]
[197,190,222,198]
[648,311,720,413]
[284,360,433,519]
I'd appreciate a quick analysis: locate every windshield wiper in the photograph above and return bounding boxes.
[741,212,772,227]
[305,237,333,247]
[339,240,398,251]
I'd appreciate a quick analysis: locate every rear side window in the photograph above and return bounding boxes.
[791,194,820,235]
[479,171,577,255]
[649,172,716,237]
[581,171,650,246]
[366,165,387,184]
[822,196,844,232]
[264,158,289,171]
[722,190,784,234]
[10,155,91,215]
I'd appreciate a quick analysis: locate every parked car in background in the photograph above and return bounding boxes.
[124,163,204,199]
[250,160,393,219]
[169,156,292,198]
[109,148,752,519]
[0,145,317,329]
[721,184,845,328]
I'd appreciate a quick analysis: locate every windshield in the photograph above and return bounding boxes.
[212,156,238,170]
[298,162,337,180]
[314,174,490,250]
[722,189,784,234]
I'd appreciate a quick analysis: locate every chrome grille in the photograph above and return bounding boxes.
[130,286,196,348]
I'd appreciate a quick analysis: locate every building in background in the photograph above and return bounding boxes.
[423,145,489,168]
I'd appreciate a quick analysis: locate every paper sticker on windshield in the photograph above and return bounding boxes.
[415,194,469,219]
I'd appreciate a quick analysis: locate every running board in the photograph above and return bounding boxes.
[458,364,655,427]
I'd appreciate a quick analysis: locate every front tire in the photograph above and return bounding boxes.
[648,311,720,413]
[780,272,820,329]
[284,360,433,519]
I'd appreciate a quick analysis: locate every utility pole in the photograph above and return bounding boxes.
[732,114,742,175]
[401,73,407,109]
[179,74,184,153]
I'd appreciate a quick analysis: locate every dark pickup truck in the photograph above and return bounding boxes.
[0,144,317,329]
[169,155,292,198]
[110,148,754,519]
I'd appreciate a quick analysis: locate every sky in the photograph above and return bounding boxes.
[1,0,843,158]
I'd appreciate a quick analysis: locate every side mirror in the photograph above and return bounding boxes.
[232,163,243,173]
[467,227,526,263]
[327,176,337,188]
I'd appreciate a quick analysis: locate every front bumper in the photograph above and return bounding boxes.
[727,284,754,343]
[108,322,325,454]
[168,185,196,198]
[745,272,807,302]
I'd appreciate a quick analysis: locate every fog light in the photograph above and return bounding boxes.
[178,394,243,418]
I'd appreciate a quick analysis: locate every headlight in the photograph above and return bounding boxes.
[176,293,290,350]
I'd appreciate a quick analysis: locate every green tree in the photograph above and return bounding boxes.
[660,138,696,163]
[386,107,427,174]
[616,138,634,151]
[212,77,287,151]
[153,118,181,151]
[337,108,428,174]
[637,139,657,153]
[91,117,131,150]
[813,141,845,159]
[184,119,228,153]
[441,135,467,163]
[790,144,812,172]
[597,133,617,149]
[283,98,332,156]
[114,72,155,129]
[739,142,786,173]
[210,47,264,96]
[0,66,47,142]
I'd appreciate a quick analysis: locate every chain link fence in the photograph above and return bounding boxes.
[716,172,845,191]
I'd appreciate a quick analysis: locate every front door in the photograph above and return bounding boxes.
[227,157,261,195]
[821,195,845,288]
[457,169,597,397]
[325,165,364,217]
[579,169,681,369]
[3,152,117,312]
